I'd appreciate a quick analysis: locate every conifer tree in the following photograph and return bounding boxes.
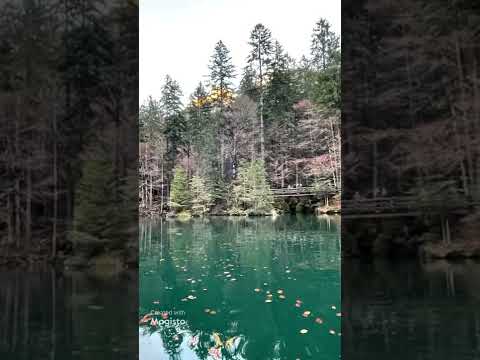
[208,40,235,108]
[311,18,339,71]
[247,23,273,162]
[169,165,190,212]
[190,175,213,216]
[140,95,162,143]
[230,160,274,215]
[310,19,340,109]
[265,41,298,119]
[160,75,185,175]
[73,158,120,254]
[239,65,259,101]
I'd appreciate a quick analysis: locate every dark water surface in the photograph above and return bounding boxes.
[0,267,138,359]
[139,215,341,360]
[343,259,480,360]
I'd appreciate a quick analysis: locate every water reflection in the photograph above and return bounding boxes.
[0,267,138,359]
[342,259,480,360]
[140,215,341,360]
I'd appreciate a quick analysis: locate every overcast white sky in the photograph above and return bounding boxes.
[139,0,340,104]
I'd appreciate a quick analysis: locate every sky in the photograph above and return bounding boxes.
[139,0,341,104]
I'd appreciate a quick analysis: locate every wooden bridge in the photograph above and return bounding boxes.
[271,186,337,198]
[341,195,478,218]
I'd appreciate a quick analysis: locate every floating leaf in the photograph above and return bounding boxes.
[212,332,223,347]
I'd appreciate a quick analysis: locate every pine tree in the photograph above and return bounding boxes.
[264,41,298,119]
[160,75,186,175]
[187,82,211,138]
[247,23,274,162]
[140,95,162,143]
[239,65,259,101]
[230,160,274,215]
[73,158,120,255]
[190,175,213,216]
[169,165,190,212]
[310,19,340,109]
[311,18,339,71]
[208,40,235,108]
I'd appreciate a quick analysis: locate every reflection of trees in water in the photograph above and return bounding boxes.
[343,259,480,359]
[140,215,340,359]
[139,321,248,360]
[0,270,137,359]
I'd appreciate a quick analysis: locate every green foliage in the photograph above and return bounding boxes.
[311,18,339,71]
[161,75,186,167]
[247,23,274,89]
[229,160,274,215]
[169,166,190,211]
[139,96,162,143]
[312,49,340,109]
[208,40,235,106]
[73,158,124,255]
[239,65,259,101]
[139,17,342,217]
[190,175,213,216]
[264,41,299,119]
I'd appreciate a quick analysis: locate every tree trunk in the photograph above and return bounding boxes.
[455,35,474,195]
[25,167,32,249]
[258,40,265,162]
[52,103,58,258]
[15,179,21,249]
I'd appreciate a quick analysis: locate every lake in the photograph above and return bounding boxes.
[343,258,480,360]
[0,268,138,360]
[139,215,342,360]
[2,216,478,359]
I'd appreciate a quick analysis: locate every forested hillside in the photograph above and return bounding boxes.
[0,0,138,265]
[140,19,340,216]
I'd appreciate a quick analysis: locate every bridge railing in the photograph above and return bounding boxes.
[270,186,338,197]
[341,195,475,214]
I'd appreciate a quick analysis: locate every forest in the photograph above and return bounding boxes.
[342,0,480,257]
[139,18,341,217]
[0,0,138,265]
